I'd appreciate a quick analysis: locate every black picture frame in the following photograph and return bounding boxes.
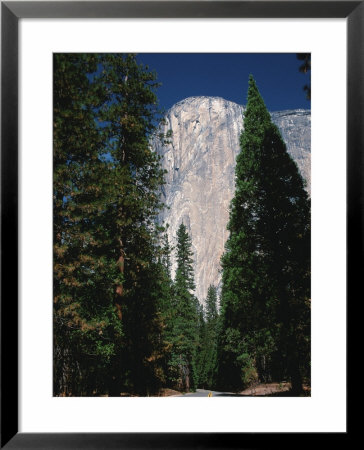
[1,1,357,448]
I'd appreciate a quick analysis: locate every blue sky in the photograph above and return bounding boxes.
[136,53,310,113]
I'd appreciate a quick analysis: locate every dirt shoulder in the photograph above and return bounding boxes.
[153,388,183,397]
[239,382,311,397]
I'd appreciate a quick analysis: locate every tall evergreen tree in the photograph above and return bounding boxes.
[168,223,200,391]
[97,53,167,395]
[217,75,311,394]
[53,53,122,395]
[205,285,218,323]
[154,231,175,388]
[53,53,168,396]
[197,285,219,389]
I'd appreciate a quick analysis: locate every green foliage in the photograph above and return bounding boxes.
[54,61,310,397]
[166,223,200,391]
[53,53,169,396]
[196,285,219,389]
[217,75,311,393]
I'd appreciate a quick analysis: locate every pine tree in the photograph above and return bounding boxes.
[168,223,200,391]
[53,53,168,396]
[153,231,175,389]
[205,285,218,323]
[53,53,122,395]
[217,75,311,394]
[197,285,219,389]
[96,53,167,395]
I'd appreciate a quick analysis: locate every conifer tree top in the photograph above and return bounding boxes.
[244,75,271,129]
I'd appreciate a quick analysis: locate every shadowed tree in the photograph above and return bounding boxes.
[167,223,200,391]
[217,75,311,394]
[197,285,219,389]
[53,53,168,396]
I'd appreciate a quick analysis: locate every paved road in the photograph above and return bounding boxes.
[177,389,242,397]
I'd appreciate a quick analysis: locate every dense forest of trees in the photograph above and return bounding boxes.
[54,55,310,396]
[54,53,169,395]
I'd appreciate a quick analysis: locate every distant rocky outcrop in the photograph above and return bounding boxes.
[152,96,311,303]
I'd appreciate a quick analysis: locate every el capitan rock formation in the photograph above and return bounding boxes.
[152,96,311,302]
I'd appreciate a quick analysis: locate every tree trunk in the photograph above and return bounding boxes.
[115,240,125,320]
[278,287,304,395]
[287,346,303,395]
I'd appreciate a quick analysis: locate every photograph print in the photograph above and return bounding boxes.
[53,53,311,397]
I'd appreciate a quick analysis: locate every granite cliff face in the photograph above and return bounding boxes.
[152,96,311,303]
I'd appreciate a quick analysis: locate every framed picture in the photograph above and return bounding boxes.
[1,1,356,447]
